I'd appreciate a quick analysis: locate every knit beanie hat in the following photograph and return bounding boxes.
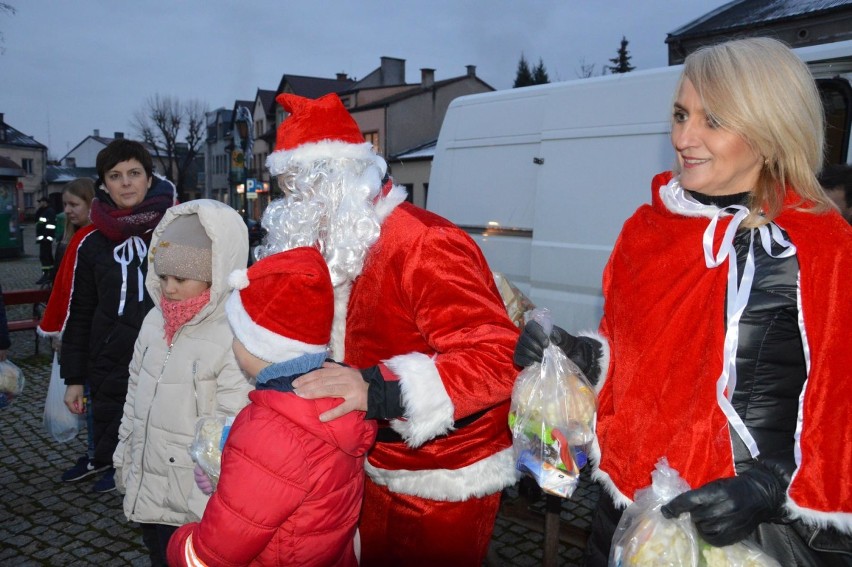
[265,93,385,175]
[152,214,213,282]
[225,246,333,363]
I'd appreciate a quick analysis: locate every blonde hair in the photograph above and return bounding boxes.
[62,178,95,243]
[677,37,831,224]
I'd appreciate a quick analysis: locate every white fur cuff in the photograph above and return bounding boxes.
[385,352,454,448]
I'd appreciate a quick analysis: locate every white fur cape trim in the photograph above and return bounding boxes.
[578,329,611,395]
[385,352,455,448]
[266,141,387,176]
[365,447,519,501]
[374,184,408,223]
[225,290,326,362]
[659,176,722,219]
[786,499,852,535]
[591,460,633,509]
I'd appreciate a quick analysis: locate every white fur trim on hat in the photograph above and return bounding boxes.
[266,140,386,175]
[384,352,455,448]
[365,447,519,501]
[226,290,326,362]
[228,268,250,290]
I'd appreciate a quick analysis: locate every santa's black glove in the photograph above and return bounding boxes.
[514,320,577,367]
[661,463,787,547]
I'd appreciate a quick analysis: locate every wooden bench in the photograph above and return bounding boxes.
[3,288,52,355]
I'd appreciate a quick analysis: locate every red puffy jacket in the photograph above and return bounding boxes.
[168,389,377,566]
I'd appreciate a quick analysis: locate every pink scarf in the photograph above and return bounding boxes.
[161,290,211,344]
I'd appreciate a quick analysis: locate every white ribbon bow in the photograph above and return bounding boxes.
[703,205,796,458]
[113,236,148,316]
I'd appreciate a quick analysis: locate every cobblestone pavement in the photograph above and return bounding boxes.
[1,227,598,566]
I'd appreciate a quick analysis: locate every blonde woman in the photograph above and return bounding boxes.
[515,37,852,565]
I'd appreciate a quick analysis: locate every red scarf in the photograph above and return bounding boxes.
[594,171,852,532]
[161,289,211,344]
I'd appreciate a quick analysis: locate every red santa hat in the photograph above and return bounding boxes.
[225,247,333,363]
[265,93,385,175]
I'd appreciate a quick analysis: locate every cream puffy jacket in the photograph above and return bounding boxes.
[114,200,253,526]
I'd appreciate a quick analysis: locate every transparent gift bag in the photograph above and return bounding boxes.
[610,458,700,567]
[188,415,235,490]
[0,359,24,409]
[508,308,597,498]
[697,539,781,567]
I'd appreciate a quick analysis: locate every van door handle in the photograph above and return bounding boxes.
[533,157,544,165]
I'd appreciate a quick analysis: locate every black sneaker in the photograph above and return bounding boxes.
[61,456,109,482]
[92,467,116,493]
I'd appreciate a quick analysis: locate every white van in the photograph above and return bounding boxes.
[427,40,852,331]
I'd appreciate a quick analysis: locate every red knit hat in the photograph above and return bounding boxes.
[266,93,383,175]
[225,247,333,362]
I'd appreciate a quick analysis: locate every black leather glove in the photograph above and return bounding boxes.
[514,320,577,367]
[661,463,787,547]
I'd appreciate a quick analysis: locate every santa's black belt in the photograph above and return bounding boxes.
[374,407,490,443]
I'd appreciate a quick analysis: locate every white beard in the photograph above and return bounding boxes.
[255,158,384,288]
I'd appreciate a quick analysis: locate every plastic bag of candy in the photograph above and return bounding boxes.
[188,415,235,489]
[508,308,597,498]
[0,359,24,409]
[698,538,781,567]
[610,458,700,567]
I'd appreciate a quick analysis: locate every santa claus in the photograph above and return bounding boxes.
[256,93,520,566]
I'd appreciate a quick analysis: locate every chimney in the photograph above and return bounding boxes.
[380,56,406,85]
[336,73,349,81]
[0,113,4,125]
[114,132,124,139]
[421,68,435,88]
[466,65,476,78]
[94,129,100,137]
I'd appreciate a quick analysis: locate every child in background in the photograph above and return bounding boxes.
[167,247,377,567]
[37,178,99,482]
[115,200,252,567]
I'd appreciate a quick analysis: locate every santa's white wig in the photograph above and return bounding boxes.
[255,156,386,287]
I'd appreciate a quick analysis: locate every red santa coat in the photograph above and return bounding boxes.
[592,171,852,534]
[342,201,521,501]
[167,390,376,567]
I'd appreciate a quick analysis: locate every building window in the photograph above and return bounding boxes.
[24,192,34,209]
[403,183,414,203]
[423,183,429,208]
[363,131,380,154]
[22,158,34,174]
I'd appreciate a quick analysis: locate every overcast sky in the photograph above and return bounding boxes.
[0,0,730,159]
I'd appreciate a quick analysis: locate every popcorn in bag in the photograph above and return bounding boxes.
[188,415,235,490]
[610,458,781,567]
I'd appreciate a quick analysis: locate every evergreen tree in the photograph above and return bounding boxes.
[608,36,636,74]
[513,54,535,88]
[532,58,550,85]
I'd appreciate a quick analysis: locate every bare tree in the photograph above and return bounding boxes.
[577,57,597,79]
[133,95,208,202]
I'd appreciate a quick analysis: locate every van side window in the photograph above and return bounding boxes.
[818,78,852,165]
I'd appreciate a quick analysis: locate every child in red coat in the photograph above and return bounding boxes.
[167,247,377,566]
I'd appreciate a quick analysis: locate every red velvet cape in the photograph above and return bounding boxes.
[594,171,852,532]
[37,224,97,337]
